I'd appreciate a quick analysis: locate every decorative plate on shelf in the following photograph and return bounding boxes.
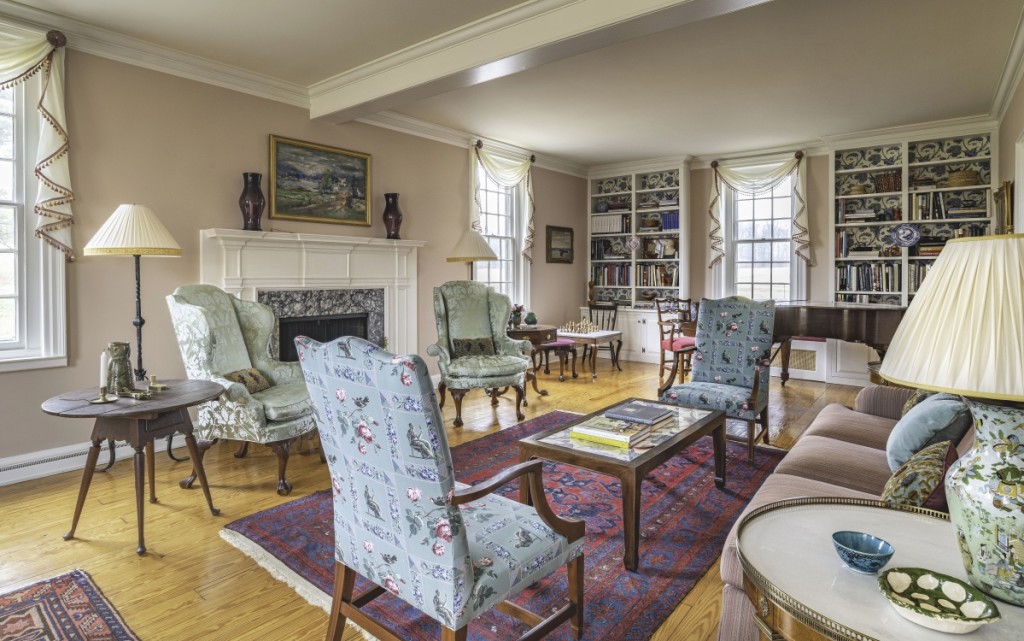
[890,223,921,247]
[625,236,641,252]
[878,567,1000,634]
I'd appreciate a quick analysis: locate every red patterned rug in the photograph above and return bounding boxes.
[0,569,141,640]
[222,410,784,640]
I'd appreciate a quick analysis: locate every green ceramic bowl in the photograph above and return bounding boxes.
[878,567,1001,634]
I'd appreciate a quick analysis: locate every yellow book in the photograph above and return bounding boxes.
[569,430,634,449]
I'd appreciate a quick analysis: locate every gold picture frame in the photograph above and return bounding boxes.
[994,180,1014,234]
[546,225,574,263]
[269,135,371,225]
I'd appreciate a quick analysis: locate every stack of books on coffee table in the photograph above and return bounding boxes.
[569,402,674,449]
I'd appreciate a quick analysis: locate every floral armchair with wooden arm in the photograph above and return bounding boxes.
[166,284,316,495]
[659,296,776,461]
[426,281,532,427]
[295,335,584,641]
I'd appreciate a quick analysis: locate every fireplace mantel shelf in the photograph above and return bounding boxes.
[199,228,421,356]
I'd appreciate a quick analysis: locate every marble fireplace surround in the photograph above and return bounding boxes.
[199,229,424,356]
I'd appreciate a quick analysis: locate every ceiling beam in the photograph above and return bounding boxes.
[309,0,772,122]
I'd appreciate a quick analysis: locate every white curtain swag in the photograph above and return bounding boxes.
[0,26,73,259]
[472,144,536,263]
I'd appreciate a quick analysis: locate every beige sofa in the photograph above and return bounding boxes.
[717,385,953,641]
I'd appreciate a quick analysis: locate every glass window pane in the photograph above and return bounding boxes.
[773,284,791,301]
[736,263,752,283]
[736,221,753,240]
[773,176,792,195]
[753,242,771,261]
[0,253,14,295]
[754,221,772,239]
[752,283,772,300]
[774,197,791,217]
[772,241,790,261]
[0,206,14,250]
[0,160,12,201]
[737,200,753,221]
[753,262,771,283]
[772,263,790,283]
[0,298,13,341]
[754,199,772,220]
[772,219,792,239]
[0,115,12,159]
[736,243,752,261]
[735,283,752,298]
[0,88,12,115]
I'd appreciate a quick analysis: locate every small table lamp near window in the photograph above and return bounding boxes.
[84,204,181,382]
[879,234,1024,606]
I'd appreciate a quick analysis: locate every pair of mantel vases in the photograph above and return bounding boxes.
[237,173,403,239]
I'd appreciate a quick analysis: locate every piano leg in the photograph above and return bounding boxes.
[778,338,792,387]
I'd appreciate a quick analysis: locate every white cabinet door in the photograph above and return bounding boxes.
[617,309,660,364]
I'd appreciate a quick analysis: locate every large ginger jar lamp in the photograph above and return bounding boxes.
[880,234,1024,605]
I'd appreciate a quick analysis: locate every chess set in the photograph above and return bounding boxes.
[560,320,600,334]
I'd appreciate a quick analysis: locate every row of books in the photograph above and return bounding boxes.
[836,262,901,293]
[591,239,627,260]
[569,401,674,449]
[835,232,882,258]
[592,263,631,287]
[910,192,987,221]
[635,264,678,287]
[637,199,679,211]
[592,214,632,234]
[655,211,681,231]
[908,262,933,293]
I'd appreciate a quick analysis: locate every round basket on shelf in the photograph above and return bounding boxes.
[847,185,867,195]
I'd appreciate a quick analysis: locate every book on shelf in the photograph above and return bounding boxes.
[947,207,986,217]
[604,401,674,424]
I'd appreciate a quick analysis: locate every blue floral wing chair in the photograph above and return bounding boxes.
[295,335,584,641]
[659,296,776,461]
[166,284,317,495]
[426,281,532,427]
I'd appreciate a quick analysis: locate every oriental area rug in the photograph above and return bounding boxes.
[222,410,784,641]
[0,569,141,640]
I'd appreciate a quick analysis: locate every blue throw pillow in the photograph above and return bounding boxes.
[886,393,972,472]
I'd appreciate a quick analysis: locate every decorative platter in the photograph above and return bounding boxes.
[625,236,641,252]
[878,567,1001,634]
[890,223,921,247]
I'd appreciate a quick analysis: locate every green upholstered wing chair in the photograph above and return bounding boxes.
[660,296,776,461]
[295,335,584,641]
[166,284,317,495]
[426,281,532,427]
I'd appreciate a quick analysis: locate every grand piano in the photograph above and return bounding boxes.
[774,301,906,385]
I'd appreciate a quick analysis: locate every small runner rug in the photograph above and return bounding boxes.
[0,569,141,640]
[222,410,784,641]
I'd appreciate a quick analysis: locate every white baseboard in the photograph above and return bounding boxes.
[0,434,188,487]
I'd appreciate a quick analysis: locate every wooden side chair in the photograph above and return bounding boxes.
[581,302,622,371]
[659,296,776,461]
[655,297,698,386]
[296,335,585,641]
[533,337,578,381]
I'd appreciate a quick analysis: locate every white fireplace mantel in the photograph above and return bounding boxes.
[199,229,425,355]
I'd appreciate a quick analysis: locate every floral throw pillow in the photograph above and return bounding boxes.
[452,337,495,359]
[881,440,958,512]
[224,367,272,394]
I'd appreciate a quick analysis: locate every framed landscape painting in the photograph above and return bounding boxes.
[546,225,574,263]
[269,135,371,225]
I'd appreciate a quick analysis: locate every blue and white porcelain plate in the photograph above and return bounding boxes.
[891,223,921,247]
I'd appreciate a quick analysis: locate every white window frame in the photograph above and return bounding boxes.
[472,164,529,306]
[715,164,806,301]
[0,80,67,372]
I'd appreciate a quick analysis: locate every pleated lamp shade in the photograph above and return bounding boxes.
[83,204,181,256]
[878,234,1024,402]
[446,227,497,262]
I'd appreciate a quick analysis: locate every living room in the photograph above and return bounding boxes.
[2,1,1024,640]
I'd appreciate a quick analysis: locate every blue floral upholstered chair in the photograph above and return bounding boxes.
[295,335,585,641]
[166,284,317,495]
[426,281,533,427]
[659,296,776,461]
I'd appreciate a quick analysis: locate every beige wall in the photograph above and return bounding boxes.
[1000,75,1024,183]
[685,155,832,301]
[1,51,586,458]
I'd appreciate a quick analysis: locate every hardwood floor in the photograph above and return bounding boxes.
[0,360,862,641]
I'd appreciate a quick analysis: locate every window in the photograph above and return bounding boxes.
[472,164,527,303]
[0,81,66,372]
[725,173,799,301]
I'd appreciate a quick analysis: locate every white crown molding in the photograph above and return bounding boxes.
[689,142,829,170]
[993,6,1024,121]
[0,1,309,108]
[588,155,693,177]
[358,111,589,177]
[819,115,998,148]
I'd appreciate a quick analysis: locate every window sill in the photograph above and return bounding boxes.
[0,354,67,373]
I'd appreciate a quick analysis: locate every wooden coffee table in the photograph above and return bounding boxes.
[518,398,726,571]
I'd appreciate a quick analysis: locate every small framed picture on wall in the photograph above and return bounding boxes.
[546,225,573,263]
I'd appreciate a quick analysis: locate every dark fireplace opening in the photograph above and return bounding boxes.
[278,313,369,362]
